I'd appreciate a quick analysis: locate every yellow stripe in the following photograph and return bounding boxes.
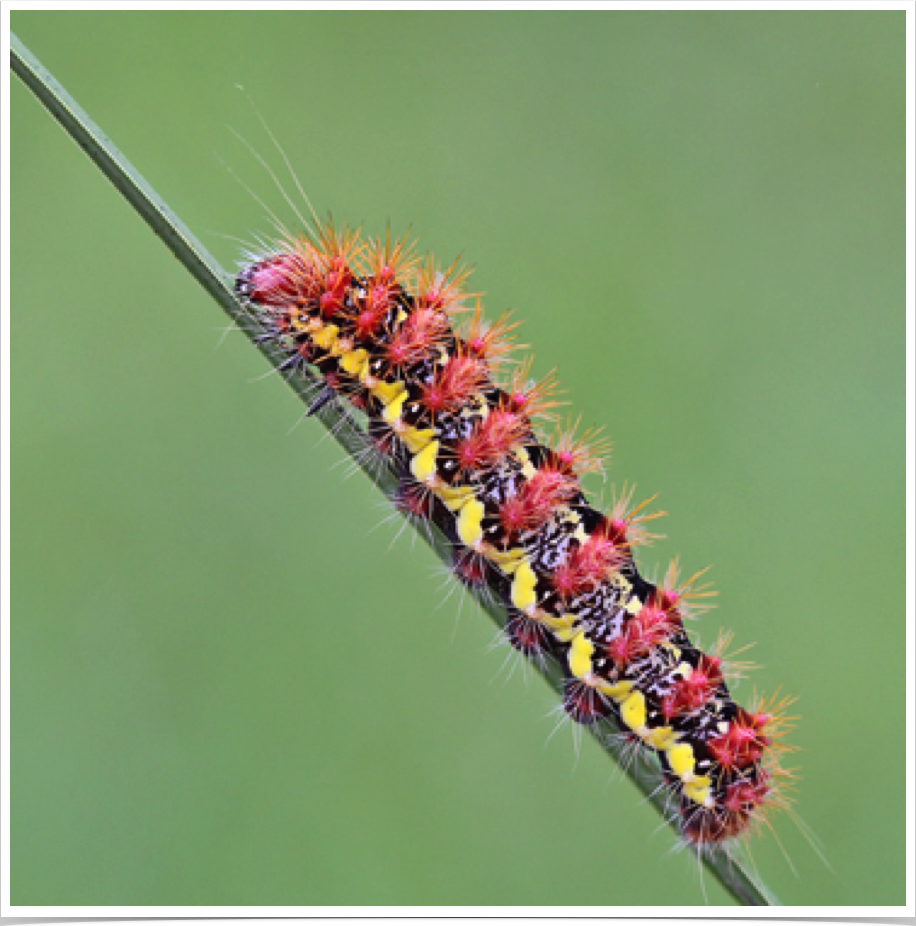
[644,725,678,751]
[411,439,439,483]
[538,612,577,634]
[311,324,339,351]
[437,484,476,512]
[371,380,406,406]
[339,348,368,378]
[595,678,633,700]
[510,560,538,613]
[383,390,407,423]
[486,546,526,573]
[401,427,435,454]
[666,743,696,780]
[568,631,595,680]
[620,690,647,731]
[684,779,713,807]
[457,498,485,548]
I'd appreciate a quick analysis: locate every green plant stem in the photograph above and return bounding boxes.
[11,32,778,907]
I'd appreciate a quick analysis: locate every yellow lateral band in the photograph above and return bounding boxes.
[510,560,538,613]
[666,743,696,780]
[568,631,595,680]
[538,612,577,634]
[486,546,526,573]
[684,778,714,807]
[371,380,406,406]
[339,348,368,378]
[383,391,407,423]
[311,324,339,351]
[644,725,679,751]
[411,440,439,483]
[437,484,476,512]
[401,427,435,454]
[457,498,485,548]
[596,679,634,701]
[620,690,648,731]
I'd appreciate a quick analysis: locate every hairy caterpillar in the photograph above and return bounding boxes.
[233,211,794,850]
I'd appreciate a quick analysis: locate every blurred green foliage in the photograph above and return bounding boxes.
[11,10,904,906]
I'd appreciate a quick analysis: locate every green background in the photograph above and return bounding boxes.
[11,11,905,907]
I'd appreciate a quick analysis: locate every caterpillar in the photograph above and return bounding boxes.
[234,217,793,850]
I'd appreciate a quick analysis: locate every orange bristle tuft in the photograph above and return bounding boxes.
[606,483,666,550]
[420,351,490,414]
[501,358,565,423]
[660,653,724,719]
[365,227,419,285]
[350,230,418,340]
[551,527,628,601]
[606,597,682,666]
[413,255,475,314]
[551,416,612,478]
[707,706,772,771]
[312,222,364,318]
[311,219,364,271]
[461,301,525,366]
[497,468,579,537]
[384,307,451,372]
[747,691,799,764]
[657,560,717,620]
[452,407,532,475]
